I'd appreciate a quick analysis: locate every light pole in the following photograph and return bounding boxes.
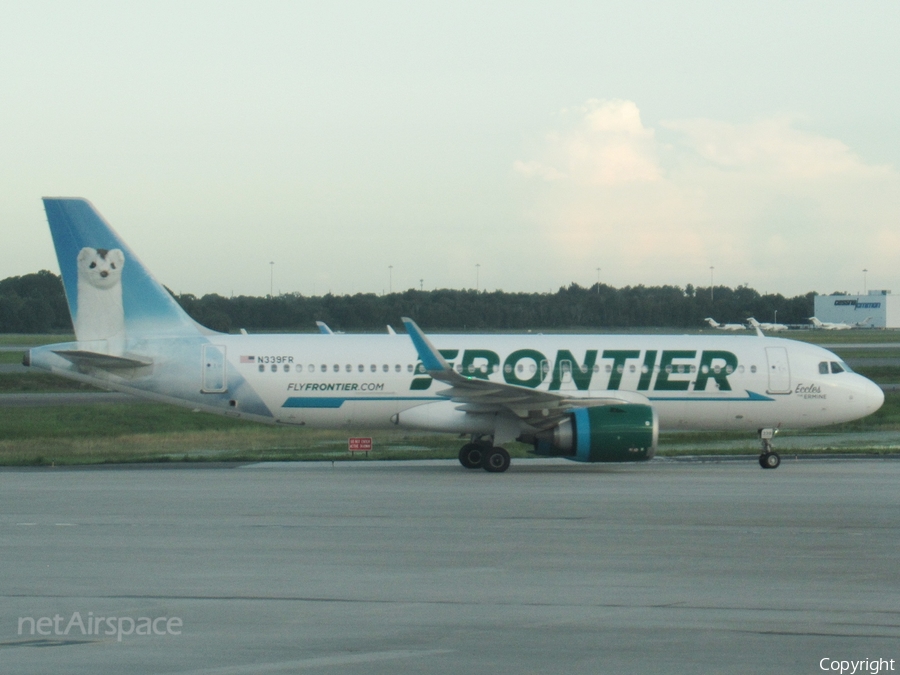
[596,267,601,293]
[388,265,393,294]
[476,264,480,292]
[269,261,274,297]
[709,266,714,302]
[863,268,868,295]
[420,279,423,291]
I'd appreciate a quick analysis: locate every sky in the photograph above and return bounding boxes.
[1,1,899,299]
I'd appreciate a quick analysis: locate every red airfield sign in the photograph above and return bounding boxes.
[348,437,373,452]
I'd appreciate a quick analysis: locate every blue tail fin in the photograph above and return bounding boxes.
[43,198,203,341]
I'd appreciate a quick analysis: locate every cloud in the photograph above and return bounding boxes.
[515,100,900,294]
[663,116,882,180]
[515,99,661,186]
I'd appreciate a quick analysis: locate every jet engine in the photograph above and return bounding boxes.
[534,404,658,463]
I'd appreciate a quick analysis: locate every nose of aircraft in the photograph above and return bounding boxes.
[847,374,884,419]
[833,373,885,423]
[857,375,885,416]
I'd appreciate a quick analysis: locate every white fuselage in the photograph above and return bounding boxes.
[34,332,880,435]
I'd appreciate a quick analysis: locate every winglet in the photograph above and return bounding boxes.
[747,319,764,338]
[401,317,452,374]
[316,321,334,335]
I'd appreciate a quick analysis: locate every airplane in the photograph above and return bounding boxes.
[25,198,884,472]
[809,317,853,331]
[320,321,397,336]
[704,317,746,331]
[747,317,788,332]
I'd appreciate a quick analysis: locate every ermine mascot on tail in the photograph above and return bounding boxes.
[75,246,126,352]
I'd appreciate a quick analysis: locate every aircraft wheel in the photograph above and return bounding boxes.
[483,447,511,473]
[760,452,781,469]
[459,443,485,469]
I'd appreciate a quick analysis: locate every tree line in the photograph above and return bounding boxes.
[0,270,816,334]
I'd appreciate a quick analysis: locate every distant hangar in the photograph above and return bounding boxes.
[814,290,898,328]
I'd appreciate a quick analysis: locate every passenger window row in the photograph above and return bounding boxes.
[255,360,769,377]
[259,363,416,374]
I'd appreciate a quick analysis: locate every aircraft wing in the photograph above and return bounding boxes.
[402,317,642,430]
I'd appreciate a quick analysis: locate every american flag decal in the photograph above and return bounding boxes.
[240,356,255,363]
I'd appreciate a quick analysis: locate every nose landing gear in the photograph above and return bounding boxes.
[758,428,781,469]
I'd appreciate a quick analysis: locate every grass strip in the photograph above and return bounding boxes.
[0,404,521,465]
[0,334,74,346]
[785,331,900,345]
[851,365,900,383]
[832,349,900,359]
[0,396,898,465]
[0,372,103,393]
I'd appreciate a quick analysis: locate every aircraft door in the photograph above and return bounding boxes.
[765,347,791,394]
[202,344,228,393]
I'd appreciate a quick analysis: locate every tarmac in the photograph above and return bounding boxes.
[1,458,898,674]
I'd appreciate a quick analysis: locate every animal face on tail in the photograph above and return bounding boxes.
[75,247,125,344]
[77,247,124,290]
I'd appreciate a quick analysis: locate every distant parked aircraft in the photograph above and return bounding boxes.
[704,317,746,331]
[320,321,396,336]
[747,317,788,332]
[809,317,852,330]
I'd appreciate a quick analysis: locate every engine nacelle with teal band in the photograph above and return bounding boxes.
[534,404,658,463]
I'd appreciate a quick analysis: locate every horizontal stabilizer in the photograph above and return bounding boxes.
[53,350,153,370]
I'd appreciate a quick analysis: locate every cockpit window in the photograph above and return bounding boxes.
[831,361,853,374]
[819,362,829,375]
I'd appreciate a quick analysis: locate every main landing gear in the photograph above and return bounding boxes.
[758,428,781,469]
[458,440,510,473]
